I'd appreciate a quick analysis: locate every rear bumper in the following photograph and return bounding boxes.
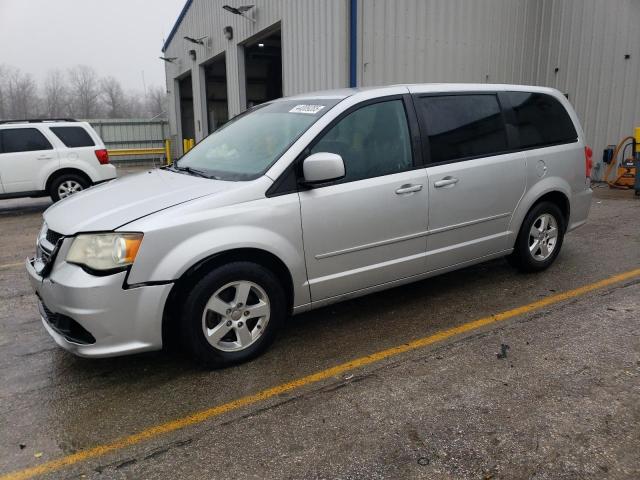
[568,187,592,232]
[26,257,172,358]
[92,164,117,183]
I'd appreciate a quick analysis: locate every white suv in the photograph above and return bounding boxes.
[0,119,116,201]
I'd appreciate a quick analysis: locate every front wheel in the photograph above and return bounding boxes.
[181,262,287,368]
[508,201,565,272]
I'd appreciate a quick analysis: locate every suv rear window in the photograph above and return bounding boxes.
[416,94,508,163]
[49,126,95,147]
[0,128,53,153]
[505,92,577,148]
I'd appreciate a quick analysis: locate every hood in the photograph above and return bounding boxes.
[44,169,239,235]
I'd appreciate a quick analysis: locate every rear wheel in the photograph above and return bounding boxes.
[50,174,89,201]
[181,262,286,368]
[508,201,565,272]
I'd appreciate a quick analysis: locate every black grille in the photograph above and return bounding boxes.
[45,229,63,245]
[39,301,96,345]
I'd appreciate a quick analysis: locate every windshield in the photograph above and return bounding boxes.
[175,99,341,181]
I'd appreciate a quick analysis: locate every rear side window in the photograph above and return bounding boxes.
[505,92,577,148]
[416,94,508,163]
[0,128,53,153]
[49,126,95,147]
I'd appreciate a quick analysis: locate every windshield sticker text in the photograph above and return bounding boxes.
[289,104,326,115]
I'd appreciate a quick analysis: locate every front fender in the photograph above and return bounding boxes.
[125,193,310,307]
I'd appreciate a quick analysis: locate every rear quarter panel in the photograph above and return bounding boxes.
[509,141,590,242]
[507,89,591,242]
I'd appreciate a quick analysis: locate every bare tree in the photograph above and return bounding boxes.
[125,93,145,118]
[7,67,38,119]
[43,69,68,118]
[67,65,101,118]
[0,64,8,119]
[100,76,127,118]
[145,85,167,119]
[0,63,167,121]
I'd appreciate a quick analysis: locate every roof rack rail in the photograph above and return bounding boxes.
[0,118,78,125]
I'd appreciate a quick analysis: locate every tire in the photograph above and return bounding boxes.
[181,261,287,368]
[508,201,565,273]
[50,173,90,202]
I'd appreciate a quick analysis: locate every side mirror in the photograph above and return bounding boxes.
[302,152,345,184]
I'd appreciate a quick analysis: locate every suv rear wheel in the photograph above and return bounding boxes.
[181,262,286,368]
[508,201,565,272]
[50,173,89,201]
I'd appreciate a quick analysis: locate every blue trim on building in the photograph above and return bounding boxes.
[349,0,357,87]
[162,0,194,52]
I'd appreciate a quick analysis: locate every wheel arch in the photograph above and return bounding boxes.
[534,191,570,228]
[161,248,295,349]
[510,178,572,244]
[45,168,93,193]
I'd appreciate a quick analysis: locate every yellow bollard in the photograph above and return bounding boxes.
[164,139,172,165]
[182,138,195,154]
[635,127,640,153]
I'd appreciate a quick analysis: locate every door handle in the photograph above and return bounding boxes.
[434,177,459,188]
[37,155,53,160]
[395,184,423,195]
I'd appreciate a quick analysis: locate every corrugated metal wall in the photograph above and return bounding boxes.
[529,0,640,180]
[357,0,539,85]
[165,0,640,176]
[163,0,348,148]
[357,0,640,179]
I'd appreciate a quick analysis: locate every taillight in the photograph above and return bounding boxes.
[584,146,593,178]
[95,149,109,165]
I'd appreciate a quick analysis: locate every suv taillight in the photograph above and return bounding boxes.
[95,149,109,165]
[584,146,592,178]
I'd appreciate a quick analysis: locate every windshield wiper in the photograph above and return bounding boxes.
[170,164,218,179]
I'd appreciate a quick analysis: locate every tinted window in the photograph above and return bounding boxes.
[418,95,507,162]
[50,126,95,147]
[0,128,53,153]
[310,100,412,183]
[417,95,508,163]
[506,92,577,148]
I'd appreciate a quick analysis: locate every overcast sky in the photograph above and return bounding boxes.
[0,0,186,91]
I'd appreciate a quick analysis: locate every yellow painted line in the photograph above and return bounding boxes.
[0,262,23,270]
[2,267,640,480]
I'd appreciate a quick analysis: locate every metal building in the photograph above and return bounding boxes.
[163,0,640,178]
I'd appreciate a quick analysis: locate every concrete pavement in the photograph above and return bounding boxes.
[0,184,639,479]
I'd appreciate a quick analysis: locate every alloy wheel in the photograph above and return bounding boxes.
[57,180,84,199]
[528,213,558,261]
[201,281,271,352]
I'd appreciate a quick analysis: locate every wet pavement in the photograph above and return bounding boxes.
[0,183,639,479]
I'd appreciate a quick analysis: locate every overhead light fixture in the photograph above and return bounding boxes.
[222,4,256,23]
[223,26,233,40]
[258,43,264,47]
[184,35,207,45]
[159,56,177,63]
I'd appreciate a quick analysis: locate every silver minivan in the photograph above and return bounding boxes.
[26,84,592,367]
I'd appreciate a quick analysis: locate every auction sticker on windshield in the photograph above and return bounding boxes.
[289,104,326,114]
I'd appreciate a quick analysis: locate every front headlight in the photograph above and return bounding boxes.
[66,233,143,272]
